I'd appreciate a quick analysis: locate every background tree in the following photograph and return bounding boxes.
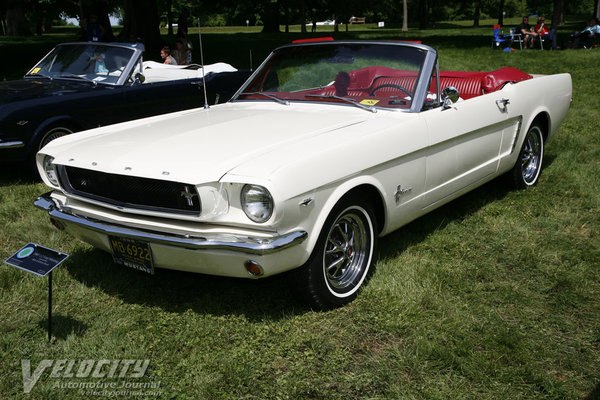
[5,0,31,35]
[402,0,408,31]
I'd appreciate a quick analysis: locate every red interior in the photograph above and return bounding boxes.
[240,66,532,108]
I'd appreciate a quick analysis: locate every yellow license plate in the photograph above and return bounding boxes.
[109,236,154,274]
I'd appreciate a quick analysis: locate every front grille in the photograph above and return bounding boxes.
[58,166,201,215]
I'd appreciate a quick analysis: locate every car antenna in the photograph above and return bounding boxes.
[249,49,253,71]
[197,18,209,109]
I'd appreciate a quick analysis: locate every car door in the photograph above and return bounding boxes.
[123,79,205,121]
[421,89,514,209]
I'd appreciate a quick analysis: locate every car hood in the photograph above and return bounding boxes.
[42,102,387,184]
[0,78,101,105]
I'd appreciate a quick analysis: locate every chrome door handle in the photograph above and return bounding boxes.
[496,98,510,113]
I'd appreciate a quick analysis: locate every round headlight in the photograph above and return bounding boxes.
[241,184,273,223]
[43,155,59,186]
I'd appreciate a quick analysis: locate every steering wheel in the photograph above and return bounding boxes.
[369,83,411,97]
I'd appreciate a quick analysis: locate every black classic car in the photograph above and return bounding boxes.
[0,42,251,169]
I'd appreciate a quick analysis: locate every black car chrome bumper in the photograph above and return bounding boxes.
[34,191,308,256]
[0,140,25,149]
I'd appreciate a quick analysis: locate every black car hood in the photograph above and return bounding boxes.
[0,78,108,106]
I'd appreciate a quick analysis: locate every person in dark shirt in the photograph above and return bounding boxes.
[517,16,537,48]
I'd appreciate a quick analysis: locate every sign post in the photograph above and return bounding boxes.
[4,243,69,342]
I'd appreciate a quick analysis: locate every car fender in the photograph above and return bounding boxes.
[28,115,82,153]
[300,175,388,257]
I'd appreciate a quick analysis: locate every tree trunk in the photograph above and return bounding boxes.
[551,0,564,27]
[418,0,428,29]
[6,0,30,36]
[300,0,307,33]
[124,0,162,58]
[402,0,408,31]
[595,0,600,18]
[167,0,173,36]
[473,0,481,27]
[497,0,505,26]
[262,0,280,33]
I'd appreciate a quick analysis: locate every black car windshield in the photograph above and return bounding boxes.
[26,44,135,85]
[235,42,428,110]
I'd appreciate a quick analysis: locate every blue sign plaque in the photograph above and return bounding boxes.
[4,243,69,277]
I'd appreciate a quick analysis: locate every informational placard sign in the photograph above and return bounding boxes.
[4,243,69,277]
[4,243,69,342]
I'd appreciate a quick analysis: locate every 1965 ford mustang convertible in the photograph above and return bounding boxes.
[0,42,250,170]
[35,39,572,309]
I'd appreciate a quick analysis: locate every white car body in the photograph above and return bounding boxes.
[35,41,572,308]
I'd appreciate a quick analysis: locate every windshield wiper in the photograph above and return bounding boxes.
[56,73,97,86]
[305,94,377,113]
[239,92,289,105]
[25,72,53,80]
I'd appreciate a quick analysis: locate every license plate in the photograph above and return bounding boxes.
[109,236,154,274]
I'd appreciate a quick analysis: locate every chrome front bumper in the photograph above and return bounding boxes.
[34,191,307,256]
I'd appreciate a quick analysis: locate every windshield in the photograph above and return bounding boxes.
[236,42,428,110]
[26,44,136,85]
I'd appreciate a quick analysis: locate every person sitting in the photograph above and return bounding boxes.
[334,71,350,97]
[534,16,557,49]
[172,39,189,65]
[517,16,538,48]
[160,46,177,65]
[571,17,600,48]
[93,52,108,74]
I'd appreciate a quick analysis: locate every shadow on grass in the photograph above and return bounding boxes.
[38,315,88,340]
[65,250,307,321]
[586,382,600,400]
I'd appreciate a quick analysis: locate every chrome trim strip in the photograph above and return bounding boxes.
[0,141,25,149]
[34,191,308,255]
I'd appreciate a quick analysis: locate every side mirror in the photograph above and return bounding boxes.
[441,86,460,109]
[134,73,145,85]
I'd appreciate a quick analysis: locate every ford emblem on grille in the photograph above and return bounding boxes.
[180,186,198,207]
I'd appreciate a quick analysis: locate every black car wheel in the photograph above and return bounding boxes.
[509,123,544,188]
[38,125,75,150]
[28,124,76,178]
[291,193,378,310]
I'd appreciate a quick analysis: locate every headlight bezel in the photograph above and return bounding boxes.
[240,184,274,223]
[42,155,60,187]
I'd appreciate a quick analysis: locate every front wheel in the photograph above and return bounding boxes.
[509,123,544,188]
[29,124,76,178]
[291,195,377,310]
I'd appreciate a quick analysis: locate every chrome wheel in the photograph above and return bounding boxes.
[508,123,544,189]
[39,126,73,150]
[520,125,543,185]
[290,194,378,310]
[324,209,370,292]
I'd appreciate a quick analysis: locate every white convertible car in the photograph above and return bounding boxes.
[35,39,572,309]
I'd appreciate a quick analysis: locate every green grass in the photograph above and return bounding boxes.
[1,21,599,399]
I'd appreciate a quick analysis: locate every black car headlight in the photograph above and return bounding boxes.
[241,184,273,223]
[42,155,59,186]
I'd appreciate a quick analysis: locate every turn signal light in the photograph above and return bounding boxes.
[244,260,264,277]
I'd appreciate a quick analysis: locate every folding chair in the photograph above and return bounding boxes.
[509,28,524,50]
[491,25,511,49]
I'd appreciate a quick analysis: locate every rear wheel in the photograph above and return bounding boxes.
[291,194,377,310]
[509,123,544,188]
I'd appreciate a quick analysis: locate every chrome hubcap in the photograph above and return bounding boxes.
[324,210,369,291]
[521,127,542,184]
[39,127,72,150]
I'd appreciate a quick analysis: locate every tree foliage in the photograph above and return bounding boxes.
[2,0,599,38]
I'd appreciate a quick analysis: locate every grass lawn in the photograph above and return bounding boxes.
[0,19,599,399]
